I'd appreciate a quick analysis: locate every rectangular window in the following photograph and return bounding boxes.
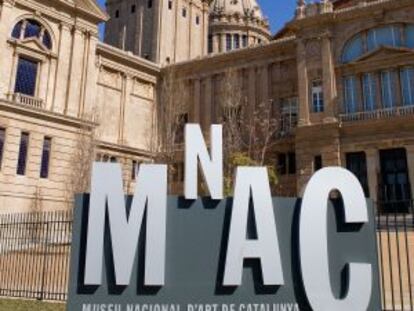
[15,57,38,97]
[242,35,248,47]
[40,137,51,179]
[343,75,358,113]
[17,132,29,176]
[196,15,200,25]
[280,97,298,135]
[208,35,213,54]
[148,0,152,8]
[362,73,377,111]
[234,34,240,49]
[407,25,414,48]
[314,155,322,172]
[0,128,5,170]
[346,152,369,197]
[115,10,120,18]
[312,80,324,113]
[278,154,287,175]
[288,152,296,175]
[226,34,232,51]
[381,70,397,108]
[131,5,136,13]
[168,0,173,10]
[182,7,187,17]
[400,67,414,106]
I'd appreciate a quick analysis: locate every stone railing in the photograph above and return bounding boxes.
[339,105,414,122]
[11,93,44,109]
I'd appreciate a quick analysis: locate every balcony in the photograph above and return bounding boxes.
[339,105,414,122]
[11,93,44,109]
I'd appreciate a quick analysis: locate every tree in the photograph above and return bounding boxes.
[219,68,280,195]
[156,66,190,192]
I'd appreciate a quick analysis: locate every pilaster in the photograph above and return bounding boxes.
[321,33,337,122]
[366,148,379,201]
[297,39,310,126]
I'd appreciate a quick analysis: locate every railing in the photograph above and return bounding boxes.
[11,93,44,109]
[339,105,414,122]
[0,211,72,301]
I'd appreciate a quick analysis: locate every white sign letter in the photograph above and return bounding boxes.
[84,163,167,286]
[300,167,372,310]
[185,124,223,200]
[223,167,284,286]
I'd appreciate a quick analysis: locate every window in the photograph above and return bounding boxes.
[0,128,5,170]
[234,34,240,49]
[314,155,322,172]
[15,57,39,97]
[400,67,414,106]
[242,35,248,48]
[115,10,120,18]
[342,35,364,64]
[11,19,52,50]
[24,19,41,39]
[343,76,358,113]
[288,152,296,175]
[311,80,324,113]
[182,7,187,17]
[196,15,200,25]
[17,132,29,175]
[367,26,402,51]
[40,137,51,178]
[110,156,117,163]
[407,25,414,48]
[148,0,152,8]
[278,154,287,175]
[208,35,213,54]
[226,34,232,51]
[11,21,23,39]
[362,73,377,111]
[381,70,397,108]
[131,5,136,13]
[168,0,173,10]
[346,152,369,197]
[342,24,414,63]
[280,97,298,135]
[174,113,188,144]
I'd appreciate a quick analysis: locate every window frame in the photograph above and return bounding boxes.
[311,79,324,113]
[40,136,52,179]
[0,128,5,171]
[14,56,40,97]
[17,132,29,176]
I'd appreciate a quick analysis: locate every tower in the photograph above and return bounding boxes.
[104,0,210,65]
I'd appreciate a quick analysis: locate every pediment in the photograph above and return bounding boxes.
[352,46,414,63]
[57,0,108,22]
[20,38,49,52]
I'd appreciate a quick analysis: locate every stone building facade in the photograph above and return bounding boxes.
[0,0,413,213]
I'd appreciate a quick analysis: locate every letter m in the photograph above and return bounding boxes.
[84,163,167,286]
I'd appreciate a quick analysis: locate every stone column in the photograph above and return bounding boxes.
[119,74,133,144]
[0,1,15,98]
[247,66,256,114]
[193,78,201,123]
[321,33,337,122]
[213,34,219,53]
[221,33,226,53]
[297,39,310,125]
[259,65,269,104]
[202,76,212,132]
[405,145,414,199]
[366,148,379,201]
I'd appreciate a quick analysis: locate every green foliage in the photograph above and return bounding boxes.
[0,299,65,311]
[224,152,278,196]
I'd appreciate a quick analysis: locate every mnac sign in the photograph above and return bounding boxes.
[67,124,381,311]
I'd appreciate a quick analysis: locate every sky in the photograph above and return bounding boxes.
[96,0,296,35]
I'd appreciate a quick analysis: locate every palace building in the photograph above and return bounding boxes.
[0,0,413,213]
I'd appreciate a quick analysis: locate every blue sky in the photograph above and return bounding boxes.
[96,0,296,34]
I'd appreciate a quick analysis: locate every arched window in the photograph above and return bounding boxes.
[11,19,53,50]
[342,24,414,64]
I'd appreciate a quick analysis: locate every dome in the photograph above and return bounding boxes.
[208,0,271,54]
[210,0,265,20]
